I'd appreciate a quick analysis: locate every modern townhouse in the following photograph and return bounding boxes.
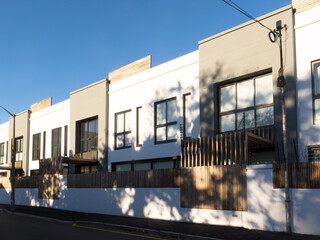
[28,98,70,176]
[198,5,297,164]
[294,0,320,161]
[108,52,200,172]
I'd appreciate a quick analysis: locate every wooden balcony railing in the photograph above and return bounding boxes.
[181,126,274,167]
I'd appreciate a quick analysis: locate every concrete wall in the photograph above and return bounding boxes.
[108,51,200,170]
[1,165,320,235]
[295,4,320,158]
[198,6,297,160]
[0,122,9,175]
[70,79,108,171]
[8,110,30,175]
[28,100,70,175]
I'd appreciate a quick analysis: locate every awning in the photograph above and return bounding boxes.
[61,157,98,165]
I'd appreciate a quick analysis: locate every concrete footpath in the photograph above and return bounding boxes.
[0,204,319,240]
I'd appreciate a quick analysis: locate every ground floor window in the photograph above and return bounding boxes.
[112,157,180,172]
[308,145,320,161]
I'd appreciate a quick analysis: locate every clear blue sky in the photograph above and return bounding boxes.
[0,0,291,123]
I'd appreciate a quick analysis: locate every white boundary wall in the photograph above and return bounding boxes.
[0,165,320,235]
[2,165,320,235]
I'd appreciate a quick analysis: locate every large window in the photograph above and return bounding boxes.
[15,137,23,161]
[219,74,274,132]
[155,97,178,144]
[32,133,41,161]
[115,110,131,149]
[79,118,98,153]
[52,127,61,158]
[0,142,4,164]
[312,60,320,123]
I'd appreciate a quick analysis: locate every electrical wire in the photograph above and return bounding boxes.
[221,0,274,32]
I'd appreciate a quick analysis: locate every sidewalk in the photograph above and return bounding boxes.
[0,204,319,240]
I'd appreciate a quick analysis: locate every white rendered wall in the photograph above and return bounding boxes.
[28,100,70,175]
[0,122,9,175]
[108,51,200,170]
[295,5,320,158]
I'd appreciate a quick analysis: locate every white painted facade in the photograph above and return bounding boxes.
[0,122,9,175]
[108,51,200,171]
[2,165,320,235]
[28,100,70,175]
[295,4,320,158]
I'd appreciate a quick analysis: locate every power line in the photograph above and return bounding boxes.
[221,0,274,32]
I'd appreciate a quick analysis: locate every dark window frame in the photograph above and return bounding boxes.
[115,110,132,150]
[76,117,98,154]
[154,97,178,144]
[219,73,274,133]
[64,125,68,156]
[312,59,320,124]
[0,142,5,164]
[136,106,142,147]
[32,133,41,161]
[51,127,61,158]
[42,131,46,159]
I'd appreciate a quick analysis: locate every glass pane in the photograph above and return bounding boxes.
[184,94,192,137]
[125,111,131,131]
[314,99,320,121]
[80,122,88,141]
[167,99,177,123]
[116,113,124,133]
[237,80,254,109]
[167,124,177,140]
[220,114,235,132]
[156,102,166,125]
[116,135,124,148]
[81,140,87,153]
[314,62,320,95]
[124,133,131,147]
[220,85,236,112]
[88,120,97,139]
[256,107,274,127]
[115,163,131,172]
[153,161,174,169]
[134,162,151,171]
[237,112,244,130]
[245,110,255,129]
[156,127,166,142]
[255,74,273,105]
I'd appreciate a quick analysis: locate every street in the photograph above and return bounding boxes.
[0,211,170,240]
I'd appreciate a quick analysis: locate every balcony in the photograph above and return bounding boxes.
[181,126,274,167]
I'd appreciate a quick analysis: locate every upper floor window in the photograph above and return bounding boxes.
[52,127,61,158]
[32,133,41,161]
[115,110,131,149]
[155,97,178,144]
[0,142,5,164]
[312,60,320,123]
[219,74,274,132]
[15,137,23,161]
[78,118,98,153]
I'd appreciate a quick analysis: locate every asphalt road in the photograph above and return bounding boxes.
[0,211,171,240]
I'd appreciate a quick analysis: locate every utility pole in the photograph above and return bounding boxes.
[269,20,291,233]
[0,105,16,211]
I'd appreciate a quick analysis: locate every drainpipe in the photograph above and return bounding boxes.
[269,20,292,233]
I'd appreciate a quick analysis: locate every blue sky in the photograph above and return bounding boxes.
[0,0,291,123]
